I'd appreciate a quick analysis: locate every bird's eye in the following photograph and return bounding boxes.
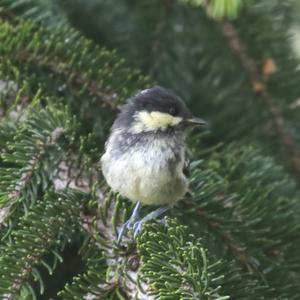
[169,106,177,116]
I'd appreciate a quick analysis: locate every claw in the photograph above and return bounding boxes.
[117,219,133,245]
[117,201,141,245]
[132,206,169,240]
[117,203,169,245]
[133,221,143,239]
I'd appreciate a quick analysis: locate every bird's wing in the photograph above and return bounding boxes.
[183,147,191,178]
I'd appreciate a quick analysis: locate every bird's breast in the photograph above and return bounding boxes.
[101,134,188,205]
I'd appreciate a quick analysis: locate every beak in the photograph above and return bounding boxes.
[185,117,207,127]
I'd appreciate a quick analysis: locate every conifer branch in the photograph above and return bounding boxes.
[54,159,152,299]
[5,53,120,111]
[53,153,159,298]
[182,197,267,283]
[53,157,100,195]
[0,206,10,226]
[0,9,15,23]
[192,204,245,254]
[0,21,152,113]
[0,80,19,118]
[162,0,174,12]
[0,192,81,299]
[148,1,172,77]
[0,101,76,237]
[9,127,64,201]
[0,127,65,228]
[215,20,300,184]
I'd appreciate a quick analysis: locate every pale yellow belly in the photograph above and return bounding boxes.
[122,172,188,205]
[101,150,188,205]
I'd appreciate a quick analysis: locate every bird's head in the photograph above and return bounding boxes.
[113,86,206,134]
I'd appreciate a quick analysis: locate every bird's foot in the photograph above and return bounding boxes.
[132,206,169,239]
[117,201,141,245]
[117,203,169,245]
[117,204,169,245]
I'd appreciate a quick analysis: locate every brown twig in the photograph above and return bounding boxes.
[183,200,267,283]
[161,0,174,13]
[54,156,153,299]
[194,206,246,256]
[0,127,65,229]
[0,10,17,24]
[9,128,64,200]
[216,20,300,184]
[183,200,246,259]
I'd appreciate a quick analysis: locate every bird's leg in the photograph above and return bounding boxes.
[117,201,141,245]
[132,206,169,239]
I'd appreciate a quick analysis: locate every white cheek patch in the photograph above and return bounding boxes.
[131,111,182,133]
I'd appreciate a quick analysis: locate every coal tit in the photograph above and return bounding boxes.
[101,86,206,242]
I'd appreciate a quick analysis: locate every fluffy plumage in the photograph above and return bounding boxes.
[101,86,203,205]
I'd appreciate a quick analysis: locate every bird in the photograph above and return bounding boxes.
[100,86,206,244]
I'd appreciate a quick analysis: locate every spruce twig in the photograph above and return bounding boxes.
[215,20,300,184]
[185,201,267,283]
[54,156,153,299]
[5,52,120,111]
[0,127,65,228]
[0,192,81,299]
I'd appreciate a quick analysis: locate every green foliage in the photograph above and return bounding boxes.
[0,96,78,251]
[59,242,110,300]
[30,0,299,157]
[0,18,152,142]
[182,145,300,298]
[1,0,300,299]
[180,0,243,19]
[138,220,229,299]
[0,190,84,299]
[0,99,75,209]
[0,19,151,103]
[0,0,66,25]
